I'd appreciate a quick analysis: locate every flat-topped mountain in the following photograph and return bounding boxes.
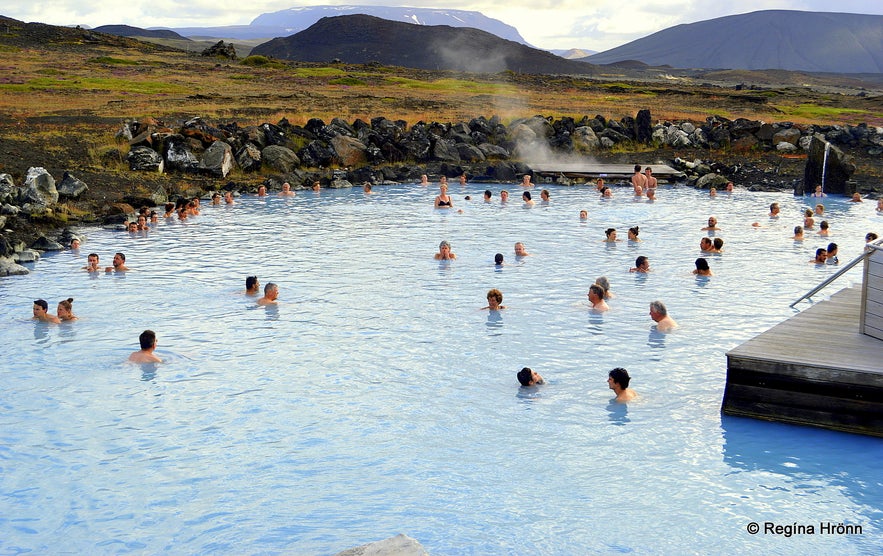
[166,4,528,45]
[583,10,883,74]
[251,14,595,75]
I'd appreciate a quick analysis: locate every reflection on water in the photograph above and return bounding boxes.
[262,303,279,321]
[138,362,159,381]
[647,328,667,350]
[32,321,50,342]
[516,384,543,402]
[587,310,605,330]
[485,309,503,331]
[606,400,630,425]
[57,322,77,342]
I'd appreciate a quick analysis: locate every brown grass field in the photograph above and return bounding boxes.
[2,43,880,128]
[0,20,881,226]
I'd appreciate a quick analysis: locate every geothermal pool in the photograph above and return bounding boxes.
[1,182,881,554]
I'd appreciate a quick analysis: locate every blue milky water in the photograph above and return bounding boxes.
[1,182,881,554]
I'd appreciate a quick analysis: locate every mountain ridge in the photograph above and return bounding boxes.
[251,14,595,75]
[582,10,883,74]
[93,25,191,41]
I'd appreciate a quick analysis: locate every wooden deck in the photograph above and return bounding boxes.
[530,163,683,182]
[722,287,883,437]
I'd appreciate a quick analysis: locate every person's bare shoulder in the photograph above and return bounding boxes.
[129,351,161,363]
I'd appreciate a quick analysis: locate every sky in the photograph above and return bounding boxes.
[3,1,882,52]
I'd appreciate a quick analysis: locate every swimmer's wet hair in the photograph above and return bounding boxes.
[609,367,630,388]
[517,367,533,386]
[139,330,156,350]
[595,276,610,293]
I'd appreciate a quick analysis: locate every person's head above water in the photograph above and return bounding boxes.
[608,367,630,389]
[139,329,157,350]
[485,288,503,309]
[595,276,610,294]
[517,367,544,387]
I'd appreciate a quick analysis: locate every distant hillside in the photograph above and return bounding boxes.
[93,25,191,41]
[583,10,883,74]
[251,14,595,75]
[551,48,596,60]
[166,4,529,45]
[0,15,180,52]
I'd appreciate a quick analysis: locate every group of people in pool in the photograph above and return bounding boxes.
[35,174,881,378]
[425,172,878,401]
[33,250,132,324]
[432,174,551,210]
[782,196,881,264]
[244,275,280,306]
[31,298,77,324]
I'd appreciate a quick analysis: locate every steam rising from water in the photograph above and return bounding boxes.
[509,118,599,169]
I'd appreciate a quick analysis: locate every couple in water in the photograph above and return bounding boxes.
[517,366,637,404]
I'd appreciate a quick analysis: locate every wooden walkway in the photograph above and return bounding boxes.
[723,287,883,437]
[530,163,683,182]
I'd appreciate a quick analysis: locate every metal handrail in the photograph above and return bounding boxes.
[790,239,883,308]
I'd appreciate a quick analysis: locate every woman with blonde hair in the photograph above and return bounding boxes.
[57,298,78,321]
